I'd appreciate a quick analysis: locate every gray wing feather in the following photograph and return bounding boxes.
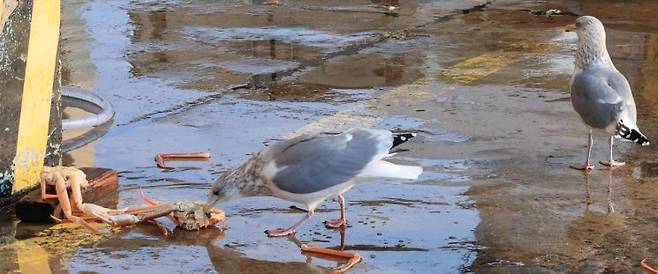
[571,68,624,129]
[606,70,637,123]
[269,128,392,194]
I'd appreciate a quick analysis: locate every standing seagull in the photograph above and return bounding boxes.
[206,128,422,237]
[569,16,650,170]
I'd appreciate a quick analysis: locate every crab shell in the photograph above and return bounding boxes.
[170,201,225,230]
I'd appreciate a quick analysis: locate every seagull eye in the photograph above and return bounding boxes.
[212,190,220,196]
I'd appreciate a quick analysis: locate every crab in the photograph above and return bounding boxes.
[41,166,225,234]
[124,190,226,233]
[40,166,139,234]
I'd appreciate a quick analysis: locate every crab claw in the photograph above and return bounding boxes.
[132,189,181,225]
[207,208,226,226]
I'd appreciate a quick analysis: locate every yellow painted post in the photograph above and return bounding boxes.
[12,0,61,193]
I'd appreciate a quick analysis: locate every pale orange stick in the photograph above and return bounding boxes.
[301,244,362,273]
[642,259,658,274]
[154,152,210,169]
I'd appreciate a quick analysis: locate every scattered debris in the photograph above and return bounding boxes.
[525,8,579,17]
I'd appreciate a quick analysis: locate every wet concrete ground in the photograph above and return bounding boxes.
[2,0,658,273]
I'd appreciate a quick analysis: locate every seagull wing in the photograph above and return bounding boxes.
[605,69,637,125]
[264,128,403,194]
[570,67,625,130]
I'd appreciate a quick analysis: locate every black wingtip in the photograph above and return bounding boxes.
[392,133,416,149]
[616,120,650,146]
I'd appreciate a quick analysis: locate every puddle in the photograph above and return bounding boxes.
[186,27,376,52]
[6,0,658,273]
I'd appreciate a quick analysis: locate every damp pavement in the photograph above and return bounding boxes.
[2,0,658,273]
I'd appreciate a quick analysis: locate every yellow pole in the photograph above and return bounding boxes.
[12,0,61,193]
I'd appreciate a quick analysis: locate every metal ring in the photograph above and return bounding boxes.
[61,86,115,130]
[61,87,115,152]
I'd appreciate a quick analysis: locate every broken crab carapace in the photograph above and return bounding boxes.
[127,189,225,231]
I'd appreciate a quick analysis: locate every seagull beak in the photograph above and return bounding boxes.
[205,196,220,211]
[564,23,576,32]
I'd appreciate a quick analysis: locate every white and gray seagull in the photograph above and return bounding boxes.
[206,128,423,237]
[569,16,650,170]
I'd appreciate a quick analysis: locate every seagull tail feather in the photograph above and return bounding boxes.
[391,133,416,149]
[616,120,650,146]
[358,160,423,180]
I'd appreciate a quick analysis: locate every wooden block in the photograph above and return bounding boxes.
[15,167,119,223]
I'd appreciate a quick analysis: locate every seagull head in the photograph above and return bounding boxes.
[575,16,605,47]
[572,16,612,69]
[205,171,243,209]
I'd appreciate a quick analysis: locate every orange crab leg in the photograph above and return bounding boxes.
[301,244,362,273]
[642,259,658,274]
[52,173,102,234]
[154,152,210,169]
[40,176,59,200]
[140,189,160,206]
[137,189,180,225]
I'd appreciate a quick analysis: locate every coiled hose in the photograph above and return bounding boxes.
[61,87,115,152]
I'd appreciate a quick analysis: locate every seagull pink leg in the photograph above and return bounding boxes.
[571,129,594,171]
[325,195,346,229]
[600,136,625,168]
[266,210,314,237]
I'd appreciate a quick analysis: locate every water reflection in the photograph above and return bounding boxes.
[566,170,631,272]
[582,170,615,214]
[0,219,349,273]
[70,223,352,273]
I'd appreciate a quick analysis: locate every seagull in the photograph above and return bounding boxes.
[569,16,650,170]
[206,128,422,237]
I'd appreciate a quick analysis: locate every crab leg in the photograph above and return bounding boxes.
[137,189,180,225]
[64,172,138,226]
[300,244,362,273]
[642,259,658,274]
[40,176,59,200]
[79,203,141,226]
[52,173,102,234]
[155,152,210,169]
